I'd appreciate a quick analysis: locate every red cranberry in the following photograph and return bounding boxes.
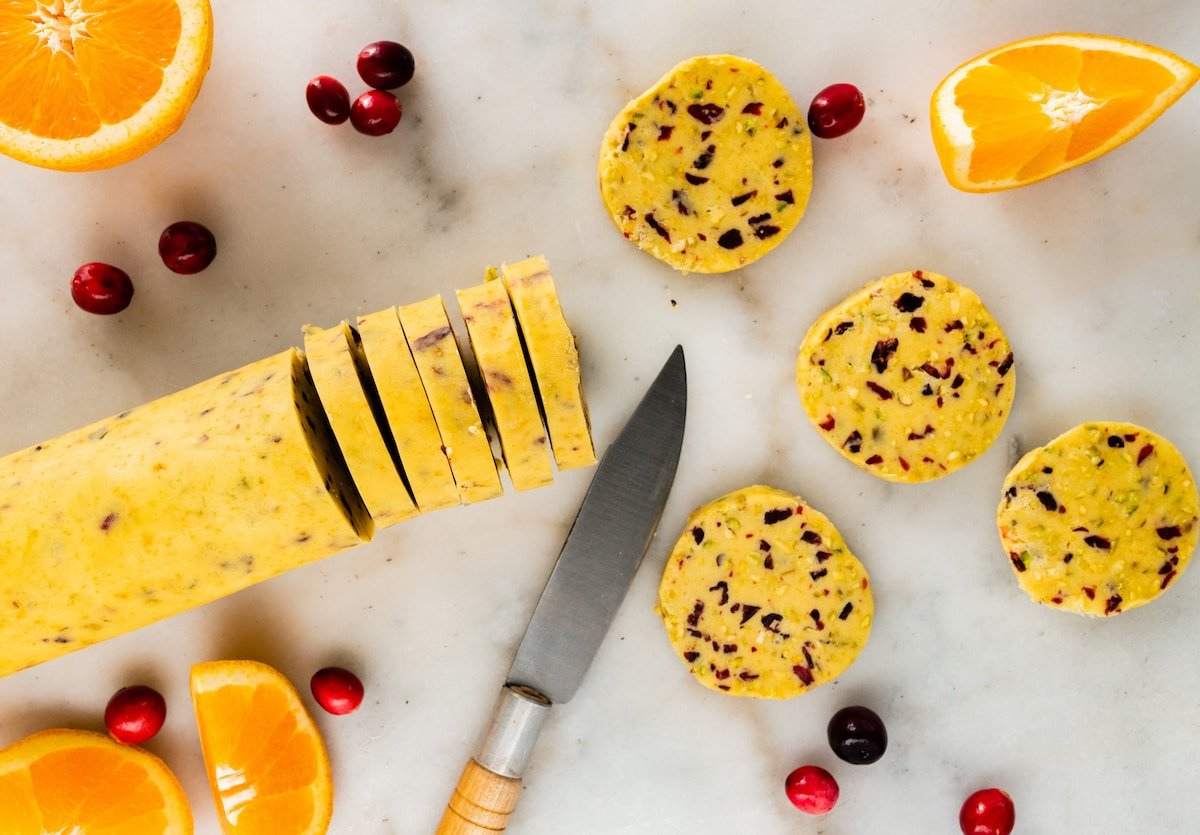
[306,75,351,125]
[357,41,415,90]
[71,263,133,315]
[784,765,839,815]
[828,705,888,764]
[960,787,1015,835]
[158,221,217,275]
[350,90,402,136]
[310,667,364,715]
[104,685,167,744]
[807,83,866,139]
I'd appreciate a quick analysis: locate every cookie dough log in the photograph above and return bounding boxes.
[456,276,554,492]
[0,349,369,678]
[500,256,596,470]
[657,486,873,698]
[399,296,504,504]
[304,321,419,528]
[598,54,813,274]
[356,308,460,513]
[998,422,1198,616]
[797,269,1015,483]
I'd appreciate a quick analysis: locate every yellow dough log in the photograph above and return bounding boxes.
[0,349,368,678]
[0,256,591,678]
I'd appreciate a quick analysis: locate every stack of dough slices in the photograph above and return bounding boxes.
[0,256,593,678]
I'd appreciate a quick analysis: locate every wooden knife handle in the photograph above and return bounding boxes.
[436,758,522,834]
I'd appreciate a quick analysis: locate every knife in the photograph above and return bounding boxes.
[435,345,687,834]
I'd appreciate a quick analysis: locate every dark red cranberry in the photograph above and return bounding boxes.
[350,90,402,136]
[306,75,351,124]
[71,263,133,315]
[784,765,839,815]
[357,41,415,89]
[807,83,866,139]
[310,667,364,715]
[960,788,1015,835]
[105,685,167,744]
[158,221,216,275]
[828,705,888,764]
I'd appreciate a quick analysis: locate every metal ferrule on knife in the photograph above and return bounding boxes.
[475,685,551,779]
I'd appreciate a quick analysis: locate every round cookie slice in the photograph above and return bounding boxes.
[657,485,872,699]
[598,55,812,274]
[797,269,1015,482]
[998,422,1198,616]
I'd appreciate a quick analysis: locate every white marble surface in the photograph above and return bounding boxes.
[1,0,1199,832]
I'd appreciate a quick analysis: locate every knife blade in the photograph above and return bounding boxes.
[436,345,687,835]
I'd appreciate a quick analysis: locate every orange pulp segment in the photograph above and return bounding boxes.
[190,660,333,835]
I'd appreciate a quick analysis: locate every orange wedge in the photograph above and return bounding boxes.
[0,0,213,171]
[190,660,333,835]
[931,33,1199,191]
[0,728,192,833]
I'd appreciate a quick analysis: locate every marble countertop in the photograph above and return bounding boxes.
[2,0,1199,832]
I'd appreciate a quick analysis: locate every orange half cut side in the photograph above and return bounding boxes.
[0,728,193,833]
[930,33,1199,191]
[0,0,213,171]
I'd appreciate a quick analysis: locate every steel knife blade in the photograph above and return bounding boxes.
[507,344,687,703]
[436,345,686,835]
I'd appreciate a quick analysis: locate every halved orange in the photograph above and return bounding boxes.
[931,33,1199,191]
[0,0,213,171]
[0,728,193,833]
[190,660,333,835]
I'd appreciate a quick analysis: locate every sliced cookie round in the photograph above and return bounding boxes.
[656,485,872,699]
[797,269,1015,482]
[598,54,812,274]
[998,421,1198,616]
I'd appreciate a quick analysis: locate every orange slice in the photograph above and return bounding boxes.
[190,660,333,835]
[931,33,1199,191]
[0,0,213,171]
[0,728,192,833]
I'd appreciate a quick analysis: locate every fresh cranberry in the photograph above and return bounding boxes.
[306,75,352,124]
[784,765,839,815]
[105,685,167,744]
[828,705,888,764]
[71,263,133,315]
[350,90,402,136]
[960,787,1015,835]
[807,83,866,139]
[310,667,364,715]
[158,221,216,275]
[357,41,415,90]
